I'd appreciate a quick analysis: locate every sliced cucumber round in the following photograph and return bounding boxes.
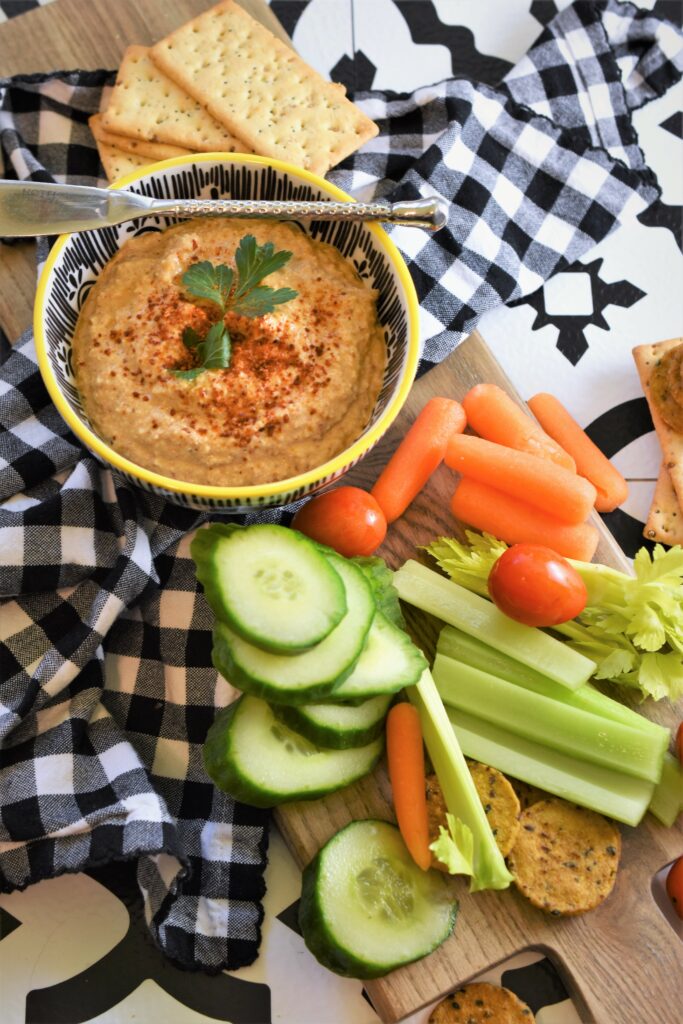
[322,612,427,703]
[212,555,375,704]
[203,695,383,807]
[191,524,347,654]
[271,693,392,749]
[299,820,458,979]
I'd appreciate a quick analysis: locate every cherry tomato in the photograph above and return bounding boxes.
[677,722,683,764]
[666,856,683,920]
[488,543,588,628]
[291,486,387,558]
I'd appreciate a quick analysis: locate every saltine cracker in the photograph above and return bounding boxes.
[633,339,683,510]
[150,0,378,176]
[101,45,251,154]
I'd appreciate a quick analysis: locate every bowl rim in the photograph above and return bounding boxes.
[34,151,421,500]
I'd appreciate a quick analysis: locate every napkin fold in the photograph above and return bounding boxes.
[1,0,681,973]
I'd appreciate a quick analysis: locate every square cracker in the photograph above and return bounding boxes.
[633,338,683,508]
[644,463,683,546]
[95,139,151,184]
[150,0,379,176]
[101,45,251,154]
[89,114,193,162]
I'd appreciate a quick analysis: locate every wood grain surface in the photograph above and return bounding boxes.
[1,3,681,1023]
[277,334,683,1023]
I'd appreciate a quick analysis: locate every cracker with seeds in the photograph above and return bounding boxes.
[89,114,193,163]
[101,45,251,154]
[511,779,547,811]
[429,982,535,1023]
[633,339,683,509]
[95,140,151,184]
[426,762,520,865]
[150,0,378,176]
[507,799,621,916]
[644,463,683,545]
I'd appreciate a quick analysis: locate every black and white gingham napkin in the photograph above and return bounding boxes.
[1,1,681,973]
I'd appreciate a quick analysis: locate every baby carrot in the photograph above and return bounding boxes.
[386,702,432,871]
[371,397,466,523]
[528,393,629,513]
[463,383,576,472]
[451,478,599,562]
[445,433,596,525]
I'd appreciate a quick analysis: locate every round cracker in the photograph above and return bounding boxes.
[426,763,520,866]
[507,799,621,916]
[511,779,547,811]
[468,761,521,857]
[428,982,535,1023]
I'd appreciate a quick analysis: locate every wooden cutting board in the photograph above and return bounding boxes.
[1,3,680,1023]
[275,332,683,1024]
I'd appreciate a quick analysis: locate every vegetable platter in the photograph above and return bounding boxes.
[274,331,683,1024]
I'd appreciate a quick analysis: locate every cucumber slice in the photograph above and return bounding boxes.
[271,693,392,749]
[299,820,458,979]
[203,695,383,807]
[212,555,375,704]
[322,612,427,703]
[192,524,347,654]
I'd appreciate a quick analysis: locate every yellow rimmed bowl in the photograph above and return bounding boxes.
[34,154,420,512]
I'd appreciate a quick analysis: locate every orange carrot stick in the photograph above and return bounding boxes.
[371,397,466,523]
[451,478,599,561]
[528,393,629,513]
[463,383,576,472]
[386,702,432,871]
[445,433,596,525]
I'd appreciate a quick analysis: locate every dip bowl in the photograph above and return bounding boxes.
[34,154,420,512]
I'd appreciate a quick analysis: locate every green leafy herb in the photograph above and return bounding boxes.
[172,235,298,380]
[424,532,683,703]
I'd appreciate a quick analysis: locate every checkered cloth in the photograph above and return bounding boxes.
[1,1,681,973]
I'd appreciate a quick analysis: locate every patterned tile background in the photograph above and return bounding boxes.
[1,1,681,1022]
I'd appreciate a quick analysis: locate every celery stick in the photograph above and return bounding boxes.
[649,752,683,827]
[437,626,667,740]
[408,669,513,892]
[393,560,594,690]
[433,654,667,784]
[446,706,654,827]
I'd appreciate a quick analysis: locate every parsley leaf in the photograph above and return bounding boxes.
[233,235,293,298]
[197,320,231,369]
[231,285,299,318]
[174,235,297,380]
[182,261,234,309]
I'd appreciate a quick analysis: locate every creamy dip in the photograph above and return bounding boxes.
[72,219,386,486]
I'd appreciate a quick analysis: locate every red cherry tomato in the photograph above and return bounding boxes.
[666,856,683,920]
[488,544,588,628]
[677,722,683,764]
[291,486,387,558]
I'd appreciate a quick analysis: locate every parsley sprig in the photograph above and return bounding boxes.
[172,234,298,380]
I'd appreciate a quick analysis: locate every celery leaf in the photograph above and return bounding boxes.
[429,813,474,877]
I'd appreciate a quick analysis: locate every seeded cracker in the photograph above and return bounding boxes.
[644,463,683,545]
[511,779,547,811]
[101,45,251,154]
[95,140,150,184]
[633,339,683,510]
[507,799,621,916]
[150,0,379,176]
[428,982,535,1023]
[89,114,192,163]
[426,763,520,863]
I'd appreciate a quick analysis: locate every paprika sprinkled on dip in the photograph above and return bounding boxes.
[72,219,386,486]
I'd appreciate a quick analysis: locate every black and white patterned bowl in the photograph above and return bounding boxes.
[34,154,420,512]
